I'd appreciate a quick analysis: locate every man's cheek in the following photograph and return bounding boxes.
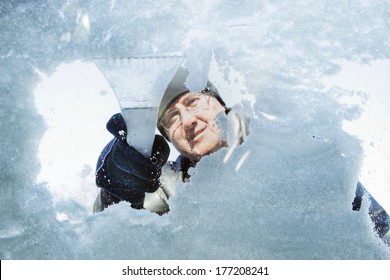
[177,141,192,153]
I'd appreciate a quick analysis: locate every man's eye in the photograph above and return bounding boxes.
[185,97,200,108]
[162,111,180,128]
[169,113,181,125]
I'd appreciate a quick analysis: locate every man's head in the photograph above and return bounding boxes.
[157,68,227,161]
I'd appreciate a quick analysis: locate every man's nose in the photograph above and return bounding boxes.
[181,109,197,129]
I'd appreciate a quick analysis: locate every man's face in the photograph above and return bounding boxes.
[161,92,227,161]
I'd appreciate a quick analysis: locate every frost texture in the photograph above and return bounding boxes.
[1,0,390,259]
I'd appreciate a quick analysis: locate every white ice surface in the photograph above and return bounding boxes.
[1,0,390,259]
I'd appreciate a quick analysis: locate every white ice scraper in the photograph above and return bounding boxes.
[94,55,185,158]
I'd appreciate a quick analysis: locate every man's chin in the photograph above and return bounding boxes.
[180,141,222,161]
[189,146,216,161]
[183,148,208,162]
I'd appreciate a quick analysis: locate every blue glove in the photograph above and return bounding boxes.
[96,113,170,209]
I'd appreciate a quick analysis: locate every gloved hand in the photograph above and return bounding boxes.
[96,113,170,209]
[106,134,170,192]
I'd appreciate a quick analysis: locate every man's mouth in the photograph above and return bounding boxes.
[193,127,206,141]
[187,127,206,147]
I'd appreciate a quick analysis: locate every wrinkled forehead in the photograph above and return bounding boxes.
[177,92,201,103]
[167,92,200,108]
